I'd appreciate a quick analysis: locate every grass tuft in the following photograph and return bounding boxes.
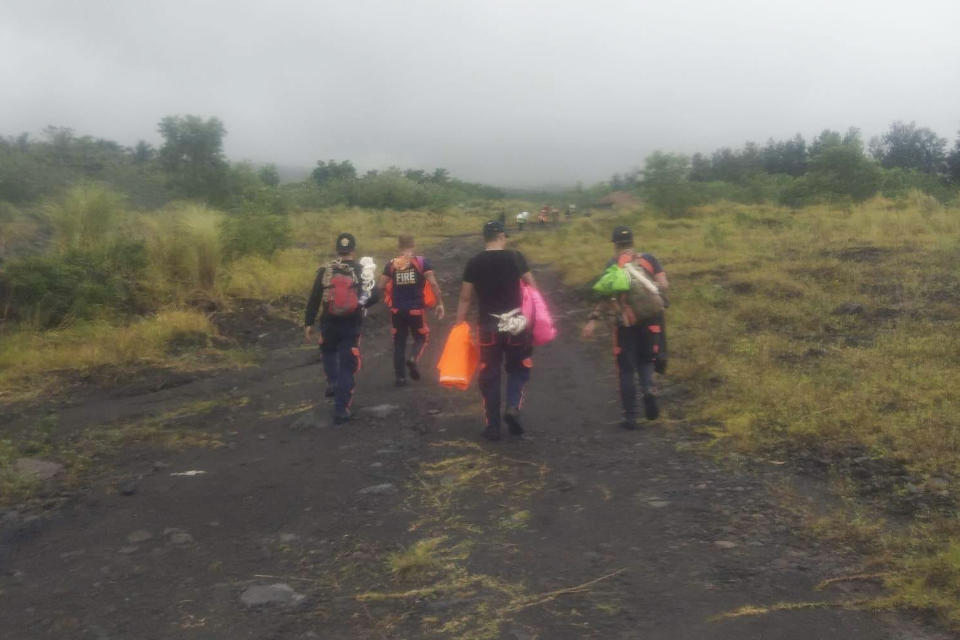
[0,310,220,397]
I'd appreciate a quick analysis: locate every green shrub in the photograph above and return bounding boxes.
[220,211,291,261]
[880,168,957,204]
[1,240,149,328]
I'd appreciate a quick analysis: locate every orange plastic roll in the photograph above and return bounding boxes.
[437,322,479,390]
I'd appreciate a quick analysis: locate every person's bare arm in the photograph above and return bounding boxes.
[455,282,474,325]
[425,271,445,319]
[581,298,617,340]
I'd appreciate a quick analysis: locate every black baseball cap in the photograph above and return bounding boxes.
[335,232,357,253]
[483,220,508,239]
[611,226,633,244]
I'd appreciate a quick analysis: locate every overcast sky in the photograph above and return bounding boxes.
[2,0,958,186]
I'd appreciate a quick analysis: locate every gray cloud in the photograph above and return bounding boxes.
[2,0,958,186]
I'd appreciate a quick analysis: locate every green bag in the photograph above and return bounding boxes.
[592,265,631,295]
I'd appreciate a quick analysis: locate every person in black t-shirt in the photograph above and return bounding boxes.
[582,226,669,430]
[456,221,536,441]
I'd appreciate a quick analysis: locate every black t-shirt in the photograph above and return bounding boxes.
[462,249,529,322]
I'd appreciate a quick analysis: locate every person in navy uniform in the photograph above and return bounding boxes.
[378,235,445,386]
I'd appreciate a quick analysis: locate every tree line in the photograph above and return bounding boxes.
[607,121,960,214]
[0,115,502,214]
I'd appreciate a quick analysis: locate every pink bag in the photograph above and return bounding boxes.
[521,282,558,346]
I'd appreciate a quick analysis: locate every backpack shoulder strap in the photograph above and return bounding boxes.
[636,253,656,277]
[321,261,335,287]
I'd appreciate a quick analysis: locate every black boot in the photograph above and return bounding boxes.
[504,407,524,436]
[643,393,659,420]
[406,358,421,381]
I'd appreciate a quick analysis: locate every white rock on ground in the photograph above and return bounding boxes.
[357,483,398,496]
[127,530,153,544]
[240,583,305,607]
[361,404,400,419]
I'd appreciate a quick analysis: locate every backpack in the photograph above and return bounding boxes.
[384,256,437,309]
[593,252,664,326]
[322,259,360,317]
[619,255,664,326]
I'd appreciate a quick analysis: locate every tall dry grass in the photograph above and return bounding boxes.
[46,183,127,252]
[137,203,224,299]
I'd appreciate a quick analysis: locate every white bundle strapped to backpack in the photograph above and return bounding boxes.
[491,308,528,335]
[621,261,665,325]
[358,256,377,306]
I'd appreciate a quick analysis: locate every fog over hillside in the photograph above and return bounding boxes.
[1,0,959,186]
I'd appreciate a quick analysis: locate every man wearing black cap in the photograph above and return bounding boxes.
[582,226,669,429]
[304,232,379,425]
[456,221,536,441]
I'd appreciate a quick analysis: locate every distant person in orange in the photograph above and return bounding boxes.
[378,235,445,387]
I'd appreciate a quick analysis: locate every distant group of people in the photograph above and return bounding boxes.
[501,204,579,232]
[304,219,667,436]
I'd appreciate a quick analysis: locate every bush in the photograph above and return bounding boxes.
[1,240,149,328]
[223,248,315,301]
[284,172,470,211]
[778,176,816,208]
[879,168,957,204]
[220,211,291,261]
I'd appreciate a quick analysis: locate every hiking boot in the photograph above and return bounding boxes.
[481,425,502,441]
[654,356,668,375]
[620,417,639,430]
[643,393,659,420]
[395,377,408,388]
[504,407,524,436]
[333,408,351,426]
[325,387,336,399]
[406,358,421,381]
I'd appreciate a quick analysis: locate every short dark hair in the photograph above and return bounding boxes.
[398,234,415,249]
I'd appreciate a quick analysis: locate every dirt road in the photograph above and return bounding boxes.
[0,237,944,639]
